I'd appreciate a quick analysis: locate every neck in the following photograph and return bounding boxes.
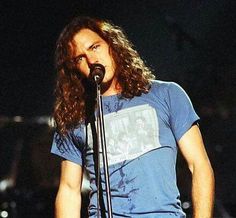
[101,78,121,96]
[102,88,120,96]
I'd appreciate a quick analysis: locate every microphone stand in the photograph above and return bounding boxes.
[95,75,113,218]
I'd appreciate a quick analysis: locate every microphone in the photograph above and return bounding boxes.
[89,63,105,85]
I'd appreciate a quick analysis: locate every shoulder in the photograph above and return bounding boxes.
[149,80,184,96]
[150,79,181,89]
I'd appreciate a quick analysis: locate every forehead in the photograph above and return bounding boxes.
[72,29,105,50]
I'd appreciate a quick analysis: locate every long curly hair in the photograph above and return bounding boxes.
[54,16,155,136]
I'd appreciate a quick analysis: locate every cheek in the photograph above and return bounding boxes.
[110,58,116,74]
[77,63,90,77]
[108,50,116,70]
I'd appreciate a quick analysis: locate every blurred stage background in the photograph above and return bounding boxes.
[0,1,235,217]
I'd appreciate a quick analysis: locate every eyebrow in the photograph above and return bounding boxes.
[87,40,101,50]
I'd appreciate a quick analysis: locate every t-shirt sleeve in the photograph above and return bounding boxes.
[51,130,83,165]
[167,82,200,141]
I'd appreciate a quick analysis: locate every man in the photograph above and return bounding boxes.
[51,16,214,218]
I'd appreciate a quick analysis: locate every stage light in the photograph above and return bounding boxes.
[13,116,23,122]
[182,201,191,209]
[0,211,8,218]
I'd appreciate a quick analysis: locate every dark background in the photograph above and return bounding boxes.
[0,0,235,217]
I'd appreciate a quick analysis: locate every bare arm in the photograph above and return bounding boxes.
[55,160,83,218]
[178,125,215,218]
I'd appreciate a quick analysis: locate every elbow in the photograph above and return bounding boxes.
[189,160,215,181]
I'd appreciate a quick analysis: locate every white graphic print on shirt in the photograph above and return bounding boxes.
[87,104,161,166]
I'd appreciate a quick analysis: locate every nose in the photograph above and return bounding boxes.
[86,53,98,65]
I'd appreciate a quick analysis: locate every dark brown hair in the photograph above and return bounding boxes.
[54,16,155,135]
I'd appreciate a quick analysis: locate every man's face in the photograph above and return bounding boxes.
[72,28,116,84]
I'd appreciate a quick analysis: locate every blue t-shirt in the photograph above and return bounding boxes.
[51,80,199,217]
